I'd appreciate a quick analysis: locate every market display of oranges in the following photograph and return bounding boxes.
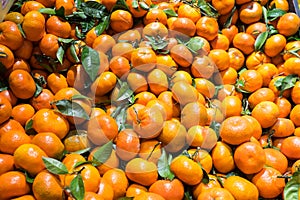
[0,0,300,199]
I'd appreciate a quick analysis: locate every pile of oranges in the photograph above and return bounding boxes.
[0,0,300,199]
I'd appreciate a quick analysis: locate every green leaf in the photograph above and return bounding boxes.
[17,23,26,38]
[42,157,69,175]
[71,147,92,155]
[73,160,94,168]
[95,16,110,36]
[70,174,85,200]
[71,94,91,100]
[111,0,129,11]
[69,44,80,63]
[24,119,37,135]
[81,1,109,18]
[157,149,175,180]
[139,1,149,10]
[267,8,286,21]
[132,0,139,9]
[222,6,236,28]
[58,38,75,44]
[81,46,100,82]
[197,0,219,18]
[187,37,205,53]
[39,8,57,15]
[53,100,90,120]
[274,74,299,97]
[25,171,35,184]
[56,46,65,65]
[116,80,134,101]
[201,166,210,184]
[284,171,300,200]
[0,80,8,92]
[92,141,113,166]
[254,31,268,52]
[163,9,178,17]
[33,75,46,98]
[118,197,134,200]
[262,6,268,25]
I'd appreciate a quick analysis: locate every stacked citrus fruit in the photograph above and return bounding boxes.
[0,0,300,199]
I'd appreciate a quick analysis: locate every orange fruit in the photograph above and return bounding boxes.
[131,47,157,72]
[21,1,45,15]
[0,21,24,50]
[0,130,31,155]
[0,154,14,175]
[170,155,203,185]
[212,0,234,15]
[97,177,114,199]
[239,2,262,24]
[8,69,36,99]
[55,0,76,15]
[92,34,116,54]
[277,12,300,37]
[237,69,263,93]
[186,125,218,150]
[275,97,291,118]
[252,167,285,199]
[242,115,262,139]
[115,129,140,161]
[87,113,118,145]
[133,192,165,200]
[11,104,35,126]
[208,49,230,71]
[188,149,213,173]
[84,192,104,200]
[31,108,70,139]
[158,118,187,153]
[191,56,215,79]
[132,106,164,139]
[180,102,208,129]
[109,56,131,79]
[220,116,253,145]
[143,8,168,25]
[149,179,184,200]
[246,51,271,70]
[91,71,117,96]
[89,148,119,175]
[177,4,201,23]
[234,141,266,174]
[221,95,242,118]
[257,63,279,87]
[110,10,133,32]
[46,15,71,38]
[233,32,255,55]
[245,22,267,39]
[147,69,169,96]
[111,42,134,60]
[171,81,198,106]
[126,183,147,198]
[168,17,196,37]
[64,164,101,193]
[195,16,219,41]
[0,94,12,124]
[271,118,295,138]
[170,44,193,68]
[223,176,259,200]
[31,132,64,159]
[211,141,235,173]
[197,187,235,200]
[264,34,286,57]
[251,101,280,128]
[32,171,64,200]
[125,157,158,186]
[22,11,45,42]
[0,171,30,199]
[221,25,239,44]
[192,174,221,199]
[248,87,276,109]
[13,144,47,176]
[264,148,288,174]
[102,168,129,199]
[280,136,300,160]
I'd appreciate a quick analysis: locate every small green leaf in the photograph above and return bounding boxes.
[39,8,57,15]
[42,157,69,175]
[222,6,236,28]
[53,100,90,120]
[201,166,210,184]
[111,0,129,11]
[274,74,299,97]
[25,171,35,184]
[139,1,149,10]
[81,1,109,18]
[116,80,134,101]
[56,46,65,65]
[70,174,85,200]
[69,44,80,63]
[284,171,300,200]
[73,160,94,168]
[71,147,92,155]
[71,94,91,100]
[92,141,113,166]
[157,149,175,180]
[24,119,37,135]
[95,16,110,36]
[163,9,178,17]
[132,0,139,9]
[17,23,26,38]
[118,197,134,200]
[81,46,100,82]
[254,31,268,52]
[262,6,268,24]
[187,37,205,53]
[267,8,286,21]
